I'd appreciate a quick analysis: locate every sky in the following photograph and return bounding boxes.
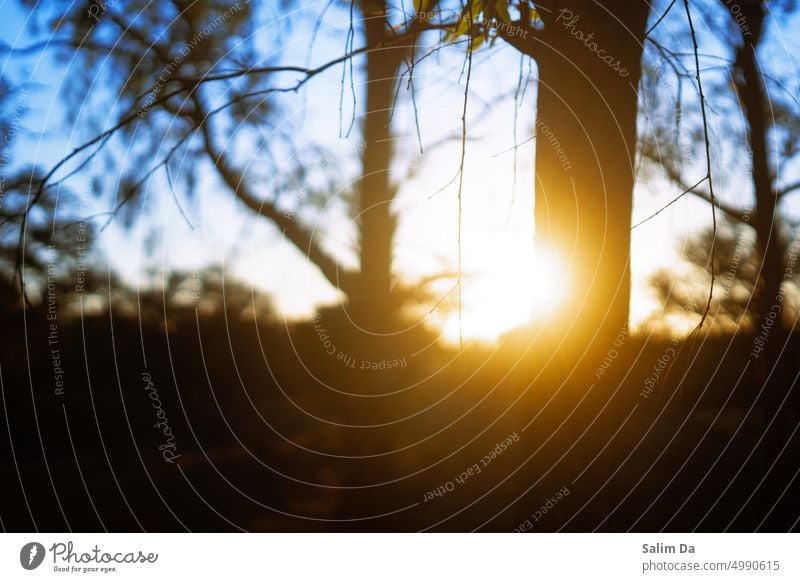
[2,0,799,343]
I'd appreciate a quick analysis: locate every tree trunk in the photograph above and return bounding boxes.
[731,2,784,346]
[726,3,787,477]
[534,1,650,355]
[355,1,402,330]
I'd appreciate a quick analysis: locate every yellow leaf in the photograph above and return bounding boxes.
[414,0,430,14]
[496,0,511,23]
[447,14,471,40]
[469,33,486,51]
[470,0,483,18]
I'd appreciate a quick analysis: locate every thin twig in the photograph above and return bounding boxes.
[504,51,527,231]
[645,0,678,38]
[630,177,706,229]
[455,1,475,351]
[339,0,357,138]
[683,0,717,333]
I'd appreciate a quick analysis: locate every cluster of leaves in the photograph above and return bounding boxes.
[427,0,539,51]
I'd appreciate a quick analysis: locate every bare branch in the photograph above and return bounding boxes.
[778,180,800,199]
[495,20,543,58]
[174,20,459,88]
[683,0,718,332]
[190,95,356,296]
[454,1,478,351]
[631,176,707,230]
[640,147,752,223]
[645,0,679,39]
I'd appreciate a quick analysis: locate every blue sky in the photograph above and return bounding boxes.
[2,0,799,341]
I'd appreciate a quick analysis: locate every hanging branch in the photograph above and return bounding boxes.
[645,0,679,39]
[11,16,465,303]
[455,0,477,351]
[683,0,718,333]
[630,176,708,230]
[652,0,721,415]
[638,144,752,224]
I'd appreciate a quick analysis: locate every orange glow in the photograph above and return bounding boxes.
[440,243,571,343]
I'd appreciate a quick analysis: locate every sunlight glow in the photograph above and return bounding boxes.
[528,247,570,319]
[440,243,571,343]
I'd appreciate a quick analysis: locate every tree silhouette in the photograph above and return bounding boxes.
[449,0,651,353]
[642,0,800,337]
[10,0,449,328]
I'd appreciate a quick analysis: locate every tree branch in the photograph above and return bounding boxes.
[495,20,544,59]
[641,147,752,223]
[778,180,800,199]
[174,20,459,88]
[190,95,356,296]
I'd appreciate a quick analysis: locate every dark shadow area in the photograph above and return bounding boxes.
[1,268,798,532]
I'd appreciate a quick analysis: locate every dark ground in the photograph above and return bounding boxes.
[1,297,799,532]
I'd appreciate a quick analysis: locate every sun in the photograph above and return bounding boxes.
[527,247,571,318]
[440,243,571,343]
